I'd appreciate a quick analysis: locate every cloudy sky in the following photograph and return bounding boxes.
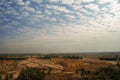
[0,0,120,53]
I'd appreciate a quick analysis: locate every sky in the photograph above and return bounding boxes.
[0,0,120,53]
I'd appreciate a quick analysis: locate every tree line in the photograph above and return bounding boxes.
[0,56,27,60]
[99,57,120,61]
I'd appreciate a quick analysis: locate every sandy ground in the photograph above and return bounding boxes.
[0,58,117,79]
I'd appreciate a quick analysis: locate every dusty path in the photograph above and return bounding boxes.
[19,58,64,70]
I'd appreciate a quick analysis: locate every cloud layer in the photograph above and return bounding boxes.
[0,0,120,53]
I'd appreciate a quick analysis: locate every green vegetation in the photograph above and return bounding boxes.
[39,55,58,59]
[4,73,14,80]
[62,56,82,59]
[17,67,45,80]
[99,57,120,61]
[47,67,52,75]
[0,72,1,80]
[38,55,83,59]
[75,63,120,80]
[0,56,27,60]
[75,68,90,76]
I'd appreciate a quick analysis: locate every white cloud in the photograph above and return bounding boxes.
[46,5,70,13]
[50,17,57,21]
[53,6,70,13]
[65,14,76,19]
[30,0,42,3]
[2,21,19,29]
[85,4,99,11]
[108,1,120,14]
[45,17,57,21]
[36,10,42,14]
[57,7,70,13]
[18,27,29,33]
[30,14,44,24]
[15,0,25,5]
[22,6,35,13]
[46,4,51,9]
[53,11,60,15]
[5,9,19,16]
[48,0,59,2]
[74,0,95,4]
[25,1,31,6]
[62,0,74,5]
[45,10,52,15]
[74,0,82,4]
[21,12,30,16]
[80,8,92,15]
[81,0,94,3]
[98,0,115,4]
[72,5,82,10]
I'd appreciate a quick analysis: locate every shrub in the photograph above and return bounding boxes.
[4,73,14,80]
[17,67,45,80]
